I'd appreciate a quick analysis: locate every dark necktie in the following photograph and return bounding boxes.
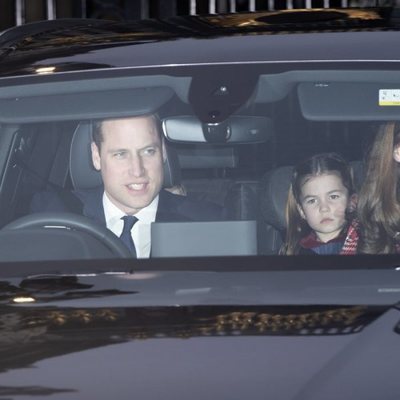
[120,215,138,257]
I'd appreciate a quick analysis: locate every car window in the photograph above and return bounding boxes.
[0,12,399,264]
[0,65,390,262]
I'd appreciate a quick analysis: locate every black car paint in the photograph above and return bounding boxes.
[0,8,400,399]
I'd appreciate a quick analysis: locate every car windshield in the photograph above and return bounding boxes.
[0,10,399,269]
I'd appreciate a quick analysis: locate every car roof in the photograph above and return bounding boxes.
[0,7,400,78]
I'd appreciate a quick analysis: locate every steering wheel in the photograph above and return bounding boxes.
[3,212,132,258]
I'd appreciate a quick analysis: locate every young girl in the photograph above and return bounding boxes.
[354,122,400,254]
[281,152,356,255]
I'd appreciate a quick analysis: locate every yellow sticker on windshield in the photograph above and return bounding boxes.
[379,89,400,106]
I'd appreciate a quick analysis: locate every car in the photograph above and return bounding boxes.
[0,7,399,400]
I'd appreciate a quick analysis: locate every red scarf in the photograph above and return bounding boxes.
[340,219,359,255]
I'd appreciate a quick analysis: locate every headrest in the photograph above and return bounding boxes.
[259,166,293,233]
[350,160,365,191]
[177,146,238,169]
[69,121,181,190]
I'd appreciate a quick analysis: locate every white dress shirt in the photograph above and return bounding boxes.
[103,192,159,258]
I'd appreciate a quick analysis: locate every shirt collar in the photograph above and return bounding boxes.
[103,192,159,232]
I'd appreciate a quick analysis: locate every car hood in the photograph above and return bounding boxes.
[0,267,399,399]
[0,307,399,400]
[0,303,399,400]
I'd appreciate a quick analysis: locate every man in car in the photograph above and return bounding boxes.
[30,114,223,257]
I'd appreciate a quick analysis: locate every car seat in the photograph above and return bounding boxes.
[258,166,293,254]
[176,145,261,221]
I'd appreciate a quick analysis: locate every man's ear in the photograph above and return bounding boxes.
[91,142,101,171]
[394,144,400,163]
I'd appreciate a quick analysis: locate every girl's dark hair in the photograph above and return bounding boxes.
[357,122,400,254]
[281,152,355,255]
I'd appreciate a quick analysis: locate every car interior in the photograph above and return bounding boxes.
[0,67,396,261]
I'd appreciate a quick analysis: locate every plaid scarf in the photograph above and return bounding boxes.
[340,219,359,255]
[341,219,400,254]
[300,231,346,255]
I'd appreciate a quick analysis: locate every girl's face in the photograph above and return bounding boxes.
[298,173,350,243]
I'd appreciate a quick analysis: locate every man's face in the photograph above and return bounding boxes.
[91,116,165,215]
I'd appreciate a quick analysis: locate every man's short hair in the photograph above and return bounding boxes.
[91,114,162,150]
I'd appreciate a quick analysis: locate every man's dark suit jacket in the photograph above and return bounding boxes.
[30,186,223,224]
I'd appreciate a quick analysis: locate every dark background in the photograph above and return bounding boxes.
[0,0,382,32]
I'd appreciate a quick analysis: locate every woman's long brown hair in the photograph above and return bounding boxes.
[357,122,400,254]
